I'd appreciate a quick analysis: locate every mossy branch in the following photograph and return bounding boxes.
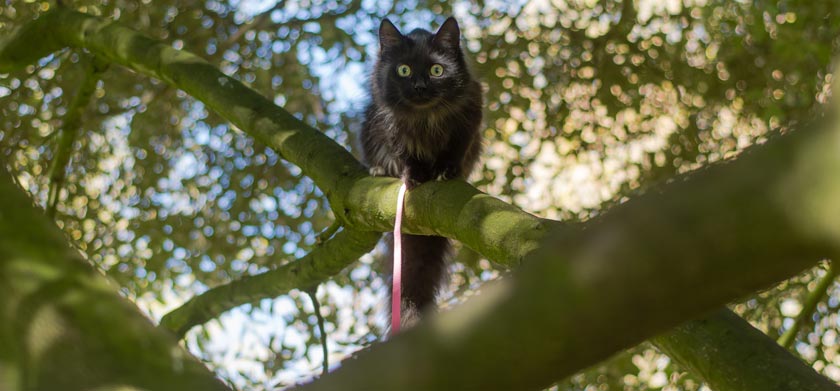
[306,286,330,376]
[778,261,838,349]
[0,8,550,343]
[159,228,379,338]
[0,166,232,391]
[0,7,550,268]
[292,120,840,390]
[3,9,840,391]
[654,308,839,391]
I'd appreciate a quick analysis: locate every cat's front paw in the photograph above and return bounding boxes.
[369,166,386,176]
[403,176,421,190]
[435,171,455,181]
[435,164,459,181]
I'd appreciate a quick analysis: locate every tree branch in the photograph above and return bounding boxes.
[159,228,380,338]
[46,53,107,219]
[0,7,366,202]
[216,1,286,55]
[778,261,838,349]
[306,286,330,376]
[316,221,341,244]
[653,308,839,391]
[0,7,552,268]
[0,166,232,391]
[291,118,840,390]
[0,8,551,343]
[3,9,839,390]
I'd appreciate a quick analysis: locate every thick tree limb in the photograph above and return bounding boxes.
[291,120,840,390]
[159,181,547,335]
[0,9,553,343]
[654,308,839,391]
[0,7,551,344]
[0,167,231,391]
[0,7,550,268]
[0,7,365,214]
[159,228,380,338]
[3,9,839,391]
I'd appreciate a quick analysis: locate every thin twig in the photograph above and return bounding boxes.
[4,49,69,100]
[46,53,107,219]
[305,286,329,376]
[216,1,286,55]
[778,261,838,349]
[315,221,341,244]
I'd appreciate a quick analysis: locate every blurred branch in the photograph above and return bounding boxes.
[305,286,329,376]
[654,308,840,391]
[0,166,232,391]
[46,53,107,219]
[159,229,379,338]
[778,261,838,349]
[214,1,361,59]
[617,0,637,26]
[216,1,287,55]
[2,48,68,100]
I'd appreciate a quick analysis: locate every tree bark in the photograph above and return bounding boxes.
[292,121,840,390]
[2,8,839,391]
[159,228,381,338]
[654,308,839,391]
[0,167,232,391]
[0,7,555,269]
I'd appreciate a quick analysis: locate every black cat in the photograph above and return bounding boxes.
[360,17,483,326]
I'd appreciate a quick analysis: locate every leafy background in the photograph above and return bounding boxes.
[1,0,839,389]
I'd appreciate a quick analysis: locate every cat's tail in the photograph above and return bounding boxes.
[387,233,450,328]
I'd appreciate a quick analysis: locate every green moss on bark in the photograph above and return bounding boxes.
[654,309,839,391]
[0,168,231,391]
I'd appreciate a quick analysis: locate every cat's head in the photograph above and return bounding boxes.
[373,17,471,111]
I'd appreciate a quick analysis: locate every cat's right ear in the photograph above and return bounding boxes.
[432,17,461,50]
[379,19,403,51]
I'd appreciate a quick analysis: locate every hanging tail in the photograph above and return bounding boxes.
[387,234,450,328]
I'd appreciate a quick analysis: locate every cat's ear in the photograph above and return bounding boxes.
[433,17,461,50]
[379,19,403,51]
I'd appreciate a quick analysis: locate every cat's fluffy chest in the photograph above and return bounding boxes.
[360,17,482,184]
[383,106,453,159]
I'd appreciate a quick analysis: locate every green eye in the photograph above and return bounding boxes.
[430,64,444,77]
[397,64,411,77]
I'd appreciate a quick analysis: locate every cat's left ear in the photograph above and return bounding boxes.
[380,19,403,51]
[433,17,461,50]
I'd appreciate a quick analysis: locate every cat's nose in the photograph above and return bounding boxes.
[413,80,427,91]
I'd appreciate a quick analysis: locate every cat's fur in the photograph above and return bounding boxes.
[360,17,483,326]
